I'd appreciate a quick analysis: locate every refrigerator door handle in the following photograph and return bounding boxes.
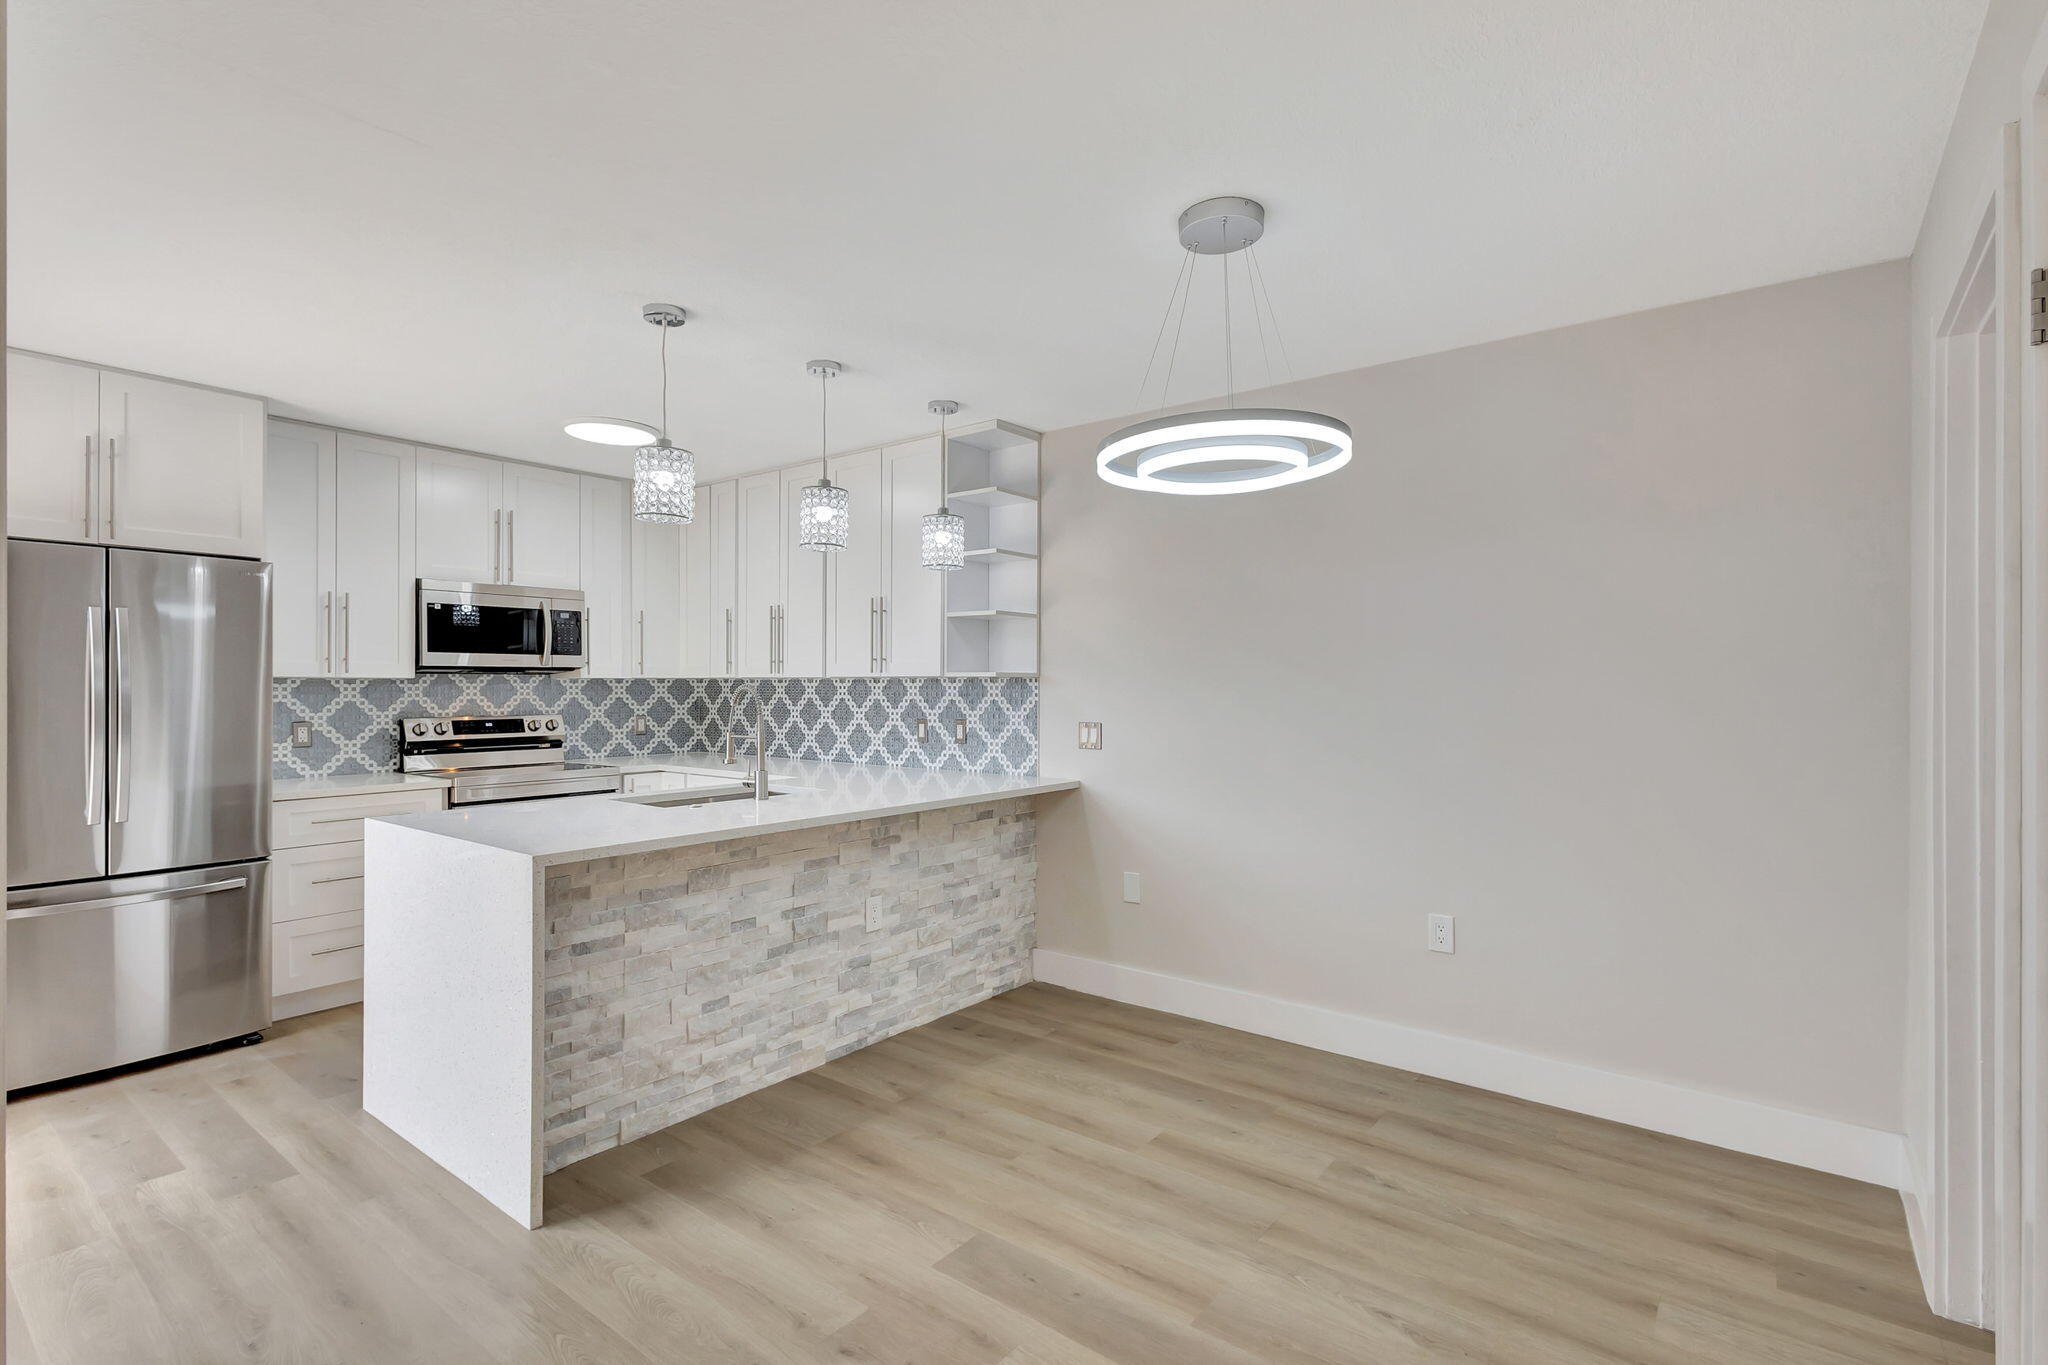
[5,877,249,922]
[109,605,131,825]
[84,607,106,826]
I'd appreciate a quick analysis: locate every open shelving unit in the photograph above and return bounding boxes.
[943,419,1040,677]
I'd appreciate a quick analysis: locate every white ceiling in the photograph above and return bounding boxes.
[11,0,1985,482]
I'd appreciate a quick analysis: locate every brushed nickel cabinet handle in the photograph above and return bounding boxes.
[83,435,95,538]
[310,942,364,957]
[340,592,351,673]
[310,873,364,886]
[322,590,334,673]
[105,435,119,538]
[507,509,516,582]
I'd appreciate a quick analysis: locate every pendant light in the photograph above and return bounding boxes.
[1096,196,1351,495]
[632,303,695,523]
[798,360,849,551]
[920,400,965,571]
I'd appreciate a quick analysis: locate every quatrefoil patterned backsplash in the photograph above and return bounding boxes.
[272,675,1039,781]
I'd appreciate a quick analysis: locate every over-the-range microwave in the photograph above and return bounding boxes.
[415,579,588,672]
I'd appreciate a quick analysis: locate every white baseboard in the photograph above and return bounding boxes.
[1031,949,1905,1189]
[272,980,364,1022]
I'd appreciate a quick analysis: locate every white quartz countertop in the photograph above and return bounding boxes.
[370,754,1078,866]
[273,771,453,801]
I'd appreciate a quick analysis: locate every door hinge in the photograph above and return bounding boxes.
[2033,267,2048,346]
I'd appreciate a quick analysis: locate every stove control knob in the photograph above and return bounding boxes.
[527,718,541,731]
[433,722,448,736]
[409,722,428,737]
[545,718,560,731]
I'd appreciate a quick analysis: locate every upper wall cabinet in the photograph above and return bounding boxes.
[682,478,739,676]
[630,515,685,676]
[8,350,265,558]
[579,477,631,678]
[264,420,416,678]
[415,449,581,588]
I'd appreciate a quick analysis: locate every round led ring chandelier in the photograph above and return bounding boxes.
[1096,196,1350,496]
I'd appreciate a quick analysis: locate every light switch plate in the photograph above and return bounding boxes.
[915,717,929,742]
[1122,871,1141,904]
[953,719,969,742]
[290,721,314,748]
[1079,721,1103,750]
[630,716,652,736]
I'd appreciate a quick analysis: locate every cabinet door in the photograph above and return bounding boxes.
[333,433,416,676]
[825,449,883,675]
[881,435,944,675]
[734,472,782,676]
[414,448,502,583]
[779,467,827,676]
[264,421,335,677]
[579,476,630,677]
[707,479,740,675]
[630,514,684,676]
[503,464,582,589]
[100,372,265,557]
[6,352,101,543]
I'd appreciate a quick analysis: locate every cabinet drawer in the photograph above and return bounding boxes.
[272,788,445,848]
[273,909,363,995]
[624,770,692,794]
[270,842,364,925]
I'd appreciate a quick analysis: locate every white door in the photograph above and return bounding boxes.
[263,421,335,677]
[579,477,630,677]
[780,467,827,675]
[631,514,684,675]
[704,479,740,676]
[6,352,101,543]
[881,434,944,675]
[735,471,781,675]
[825,449,883,675]
[414,448,503,583]
[100,372,265,557]
[504,464,583,589]
[332,433,416,676]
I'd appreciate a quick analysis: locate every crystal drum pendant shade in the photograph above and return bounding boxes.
[921,399,965,570]
[799,360,849,551]
[633,440,695,523]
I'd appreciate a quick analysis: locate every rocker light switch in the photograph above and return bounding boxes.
[630,716,652,736]
[1078,721,1103,750]
[915,718,930,742]
[953,719,969,742]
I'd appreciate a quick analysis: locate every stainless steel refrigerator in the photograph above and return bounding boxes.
[6,540,273,1089]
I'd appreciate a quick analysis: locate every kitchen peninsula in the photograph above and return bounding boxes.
[359,755,1077,1227]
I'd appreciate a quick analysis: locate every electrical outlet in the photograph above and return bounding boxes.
[290,721,313,748]
[915,717,929,742]
[864,893,887,933]
[1428,914,1455,953]
[1078,721,1104,750]
[1122,871,1142,904]
[953,719,968,742]
[630,715,652,736]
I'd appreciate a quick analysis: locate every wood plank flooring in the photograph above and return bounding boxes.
[5,984,1990,1364]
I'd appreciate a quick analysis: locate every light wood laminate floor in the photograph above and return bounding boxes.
[6,984,1989,1364]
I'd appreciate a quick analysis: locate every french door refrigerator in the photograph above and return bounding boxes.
[6,540,273,1089]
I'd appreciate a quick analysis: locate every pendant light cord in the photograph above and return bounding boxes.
[658,321,670,439]
[937,405,950,515]
[1136,245,1196,412]
[819,368,829,477]
[1221,218,1235,409]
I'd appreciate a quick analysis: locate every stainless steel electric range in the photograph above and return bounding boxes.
[398,714,622,806]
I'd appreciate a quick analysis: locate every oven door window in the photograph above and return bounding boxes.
[423,601,545,660]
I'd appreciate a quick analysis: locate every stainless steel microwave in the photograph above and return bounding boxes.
[416,580,588,672]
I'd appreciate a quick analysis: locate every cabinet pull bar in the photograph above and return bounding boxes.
[83,435,95,538]
[507,509,515,582]
[340,591,351,673]
[106,436,119,537]
[310,874,365,885]
[309,943,365,957]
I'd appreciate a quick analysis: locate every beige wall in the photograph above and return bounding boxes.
[1037,260,1911,1132]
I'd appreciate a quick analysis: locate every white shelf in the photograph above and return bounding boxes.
[963,547,1037,562]
[946,671,1038,679]
[946,609,1037,620]
[947,485,1038,508]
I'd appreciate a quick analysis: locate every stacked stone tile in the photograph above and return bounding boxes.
[539,798,1037,1170]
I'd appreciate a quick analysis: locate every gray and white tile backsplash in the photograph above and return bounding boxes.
[271,675,1038,780]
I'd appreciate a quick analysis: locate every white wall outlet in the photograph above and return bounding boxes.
[953,718,969,742]
[1122,871,1142,904]
[290,721,313,748]
[865,893,887,933]
[1428,914,1455,953]
[1079,721,1103,750]
[630,715,652,736]
[915,717,930,742]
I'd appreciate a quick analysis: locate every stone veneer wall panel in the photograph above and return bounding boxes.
[540,797,1037,1170]
[272,675,1038,779]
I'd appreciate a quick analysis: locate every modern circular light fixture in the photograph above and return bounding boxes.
[798,360,849,551]
[565,416,660,446]
[1096,196,1350,496]
[632,303,695,524]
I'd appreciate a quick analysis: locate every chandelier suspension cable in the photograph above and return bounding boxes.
[1245,248,1274,393]
[1246,240,1296,384]
[1221,224,1235,409]
[1135,243,1197,412]
[1157,244,1197,415]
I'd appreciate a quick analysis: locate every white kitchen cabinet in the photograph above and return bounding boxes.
[504,464,582,588]
[414,448,503,583]
[7,351,264,557]
[100,371,266,558]
[264,422,413,677]
[779,467,827,675]
[735,471,781,675]
[579,476,631,677]
[682,478,740,676]
[880,434,945,676]
[264,422,335,676]
[824,448,883,675]
[332,433,416,676]
[6,352,102,542]
[623,770,692,795]
[630,514,684,676]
